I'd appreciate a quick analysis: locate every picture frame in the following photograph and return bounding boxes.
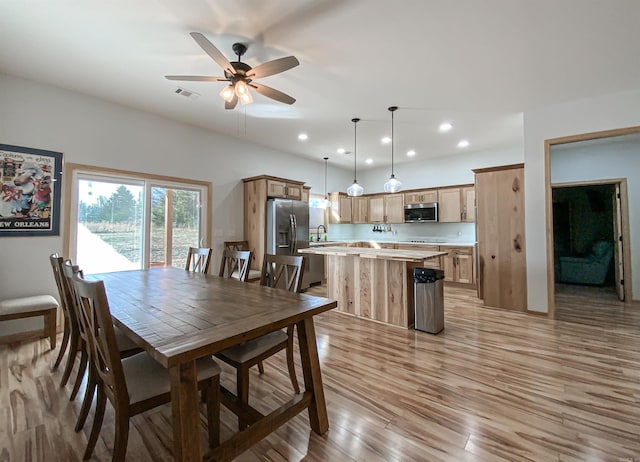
[0,143,63,236]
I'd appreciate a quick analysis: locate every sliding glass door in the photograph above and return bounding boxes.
[69,168,209,275]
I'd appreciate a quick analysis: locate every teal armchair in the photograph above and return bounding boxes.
[557,241,613,285]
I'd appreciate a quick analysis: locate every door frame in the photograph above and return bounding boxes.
[550,179,631,302]
[544,126,640,317]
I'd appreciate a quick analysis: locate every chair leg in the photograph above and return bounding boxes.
[52,322,70,370]
[44,309,56,350]
[83,384,106,460]
[112,409,130,462]
[206,375,220,449]
[237,366,250,430]
[286,337,300,394]
[70,348,89,400]
[60,335,81,388]
[257,361,265,374]
[75,363,97,432]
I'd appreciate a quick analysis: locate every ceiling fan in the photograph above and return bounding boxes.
[165,32,299,110]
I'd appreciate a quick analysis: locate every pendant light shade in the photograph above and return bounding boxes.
[347,118,364,197]
[383,106,402,193]
[323,156,332,208]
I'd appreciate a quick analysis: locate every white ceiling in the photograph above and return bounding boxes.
[2,0,640,170]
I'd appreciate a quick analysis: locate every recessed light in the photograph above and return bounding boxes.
[407,150,416,157]
[298,133,308,141]
[457,139,470,148]
[365,158,373,164]
[439,122,453,132]
[337,147,346,154]
[381,136,391,144]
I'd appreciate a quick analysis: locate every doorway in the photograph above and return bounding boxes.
[552,182,621,301]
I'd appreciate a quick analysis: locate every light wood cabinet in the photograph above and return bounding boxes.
[351,196,369,224]
[438,187,462,222]
[243,175,307,271]
[266,178,303,200]
[461,186,475,222]
[369,194,404,223]
[396,244,441,269]
[437,185,475,222]
[404,189,437,204]
[440,246,474,285]
[302,186,310,202]
[328,192,352,224]
[474,164,526,311]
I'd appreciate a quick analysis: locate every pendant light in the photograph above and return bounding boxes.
[383,106,402,193]
[347,118,364,196]
[323,156,332,208]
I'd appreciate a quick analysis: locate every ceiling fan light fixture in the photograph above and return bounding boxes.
[234,80,250,96]
[238,90,253,105]
[383,106,402,193]
[347,118,364,197]
[219,85,235,102]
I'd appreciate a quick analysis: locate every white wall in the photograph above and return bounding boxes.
[0,73,352,333]
[358,146,523,193]
[524,89,640,312]
[550,136,640,300]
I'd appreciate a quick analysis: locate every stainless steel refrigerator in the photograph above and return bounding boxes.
[266,198,311,289]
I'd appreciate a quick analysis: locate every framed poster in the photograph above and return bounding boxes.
[0,144,63,236]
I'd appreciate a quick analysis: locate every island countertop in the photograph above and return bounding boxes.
[299,246,447,263]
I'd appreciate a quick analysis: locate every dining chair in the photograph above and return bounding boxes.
[71,273,221,461]
[218,249,252,281]
[223,240,261,281]
[49,254,76,374]
[215,253,305,429]
[60,260,141,432]
[185,246,213,274]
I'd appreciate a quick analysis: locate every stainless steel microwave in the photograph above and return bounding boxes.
[404,202,438,223]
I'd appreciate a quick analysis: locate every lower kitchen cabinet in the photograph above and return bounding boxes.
[396,244,441,269]
[440,246,475,286]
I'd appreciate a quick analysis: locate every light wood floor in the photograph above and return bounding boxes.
[2,286,640,461]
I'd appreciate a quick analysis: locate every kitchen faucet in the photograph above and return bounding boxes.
[316,224,326,241]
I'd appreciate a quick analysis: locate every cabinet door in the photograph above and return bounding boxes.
[438,188,462,222]
[462,186,475,222]
[339,196,352,223]
[369,196,385,223]
[301,187,310,202]
[442,253,455,282]
[404,192,422,204]
[421,190,438,203]
[285,183,302,200]
[384,194,404,223]
[267,180,287,198]
[352,196,369,223]
[455,252,474,284]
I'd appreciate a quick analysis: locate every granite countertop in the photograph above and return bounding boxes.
[299,246,447,262]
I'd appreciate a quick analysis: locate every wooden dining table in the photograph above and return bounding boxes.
[89,267,337,462]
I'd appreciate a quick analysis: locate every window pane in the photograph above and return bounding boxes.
[149,187,201,269]
[77,179,144,274]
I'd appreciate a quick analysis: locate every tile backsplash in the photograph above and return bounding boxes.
[328,222,476,243]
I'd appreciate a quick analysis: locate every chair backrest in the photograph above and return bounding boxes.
[61,260,88,342]
[49,253,71,321]
[261,254,305,293]
[223,240,250,252]
[72,273,129,409]
[218,249,252,281]
[185,247,213,274]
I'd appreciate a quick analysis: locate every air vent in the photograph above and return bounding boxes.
[174,87,200,99]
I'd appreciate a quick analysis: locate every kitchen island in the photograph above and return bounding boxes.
[300,246,447,328]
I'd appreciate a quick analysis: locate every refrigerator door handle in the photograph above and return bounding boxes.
[289,213,295,254]
[292,213,298,254]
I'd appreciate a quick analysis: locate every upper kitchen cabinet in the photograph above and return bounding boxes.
[404,189,438,204]
[437,185,475,222]
[328,192,352,224]
[351,196,369,224]
[259,176,304,200]
[302,186,311,202]
[474,164,526,311]
[369,194,404,224]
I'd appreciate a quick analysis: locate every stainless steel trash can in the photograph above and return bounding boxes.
[413,268,445,334]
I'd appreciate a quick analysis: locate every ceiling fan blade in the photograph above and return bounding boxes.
[190,32,236,75]
[247,56,299,79]
[165,75,227,82]
[250,82,296,105]
[225,94,238,110]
